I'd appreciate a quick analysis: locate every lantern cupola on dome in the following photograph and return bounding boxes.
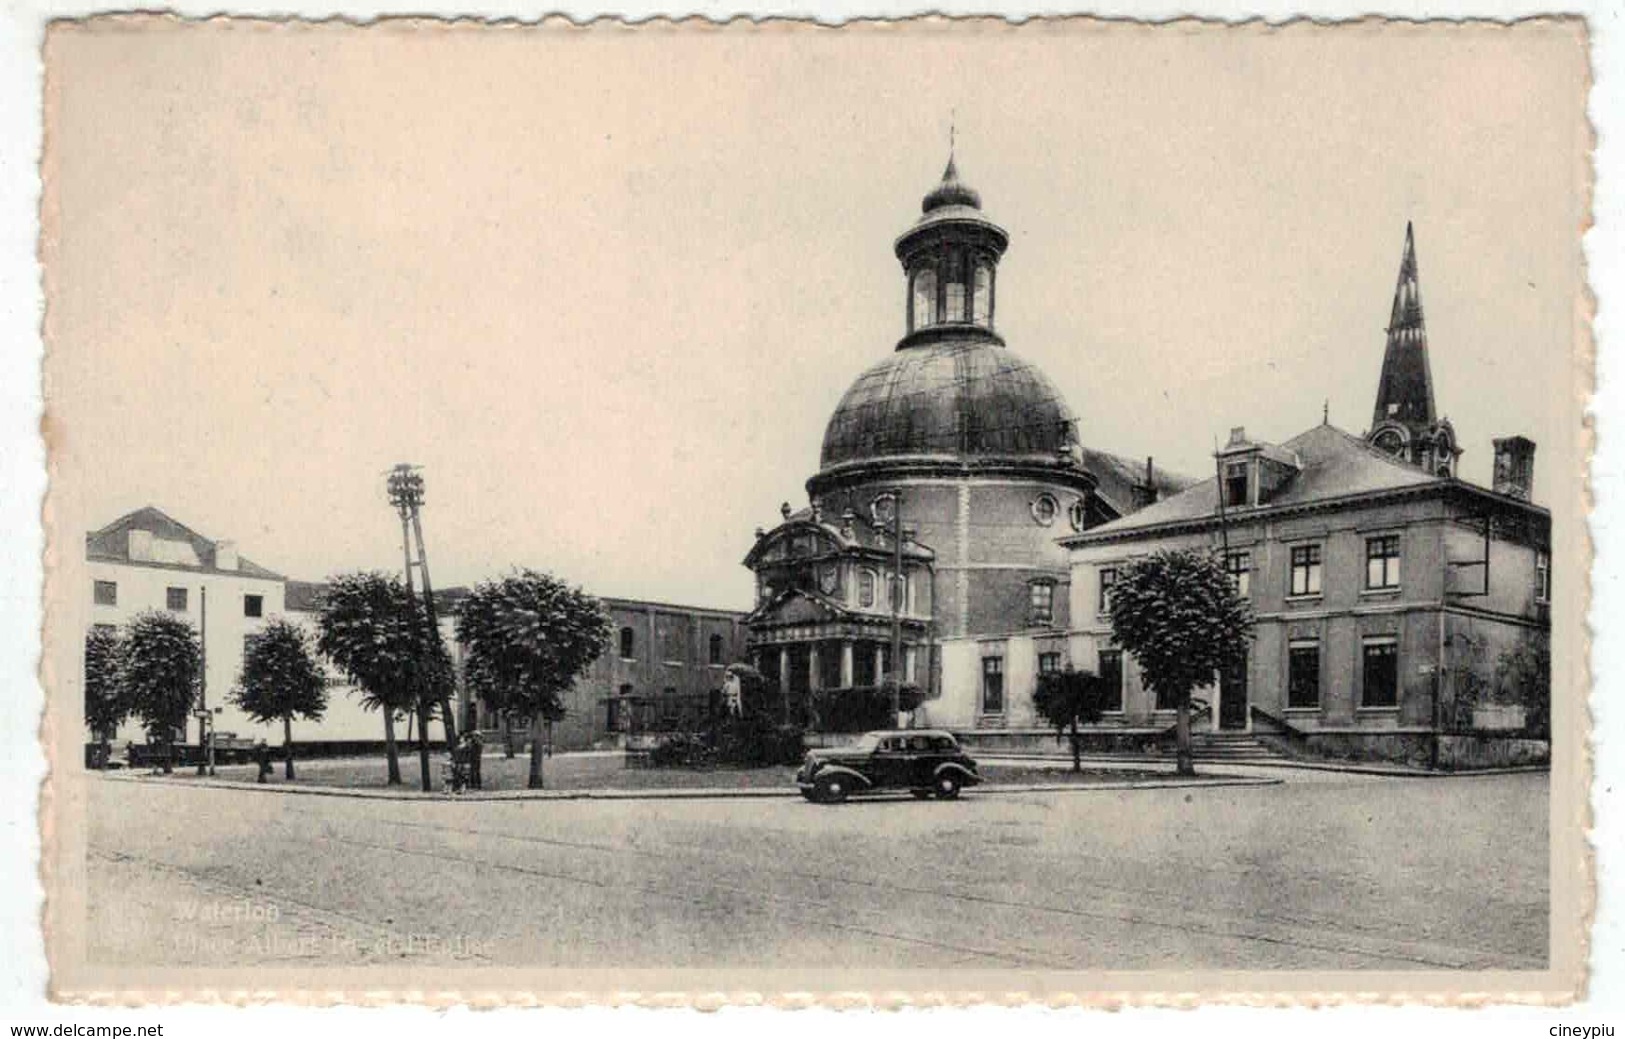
[894,153,1009,347]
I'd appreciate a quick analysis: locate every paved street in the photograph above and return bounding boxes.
[86,769,1547,971]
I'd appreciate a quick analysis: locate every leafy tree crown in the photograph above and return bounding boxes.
[455,570,613,722]
[233,618,329,726]
[1106,549,1254,706]
[121,611,202,739]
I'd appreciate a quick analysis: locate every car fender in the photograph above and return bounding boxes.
[814,764,873,788]
[934,761,980,784]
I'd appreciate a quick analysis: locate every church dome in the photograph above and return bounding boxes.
[818,335,1081,471]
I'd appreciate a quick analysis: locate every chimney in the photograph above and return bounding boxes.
[1131,456,1159,510]
[215,539,239,571]
[1492,436,1536,501]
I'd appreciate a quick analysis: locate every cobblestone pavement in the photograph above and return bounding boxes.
[85,770,1547,971]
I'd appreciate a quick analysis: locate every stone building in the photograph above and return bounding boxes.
[1058,227,1551,767]
[742,156,1185,731]
[83,506,745,756]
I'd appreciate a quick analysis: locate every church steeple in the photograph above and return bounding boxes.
[1371,222,1437,429]
[1366,223,1460,477]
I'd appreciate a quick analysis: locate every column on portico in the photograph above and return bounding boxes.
[808,643,822,692]
[840,640,854,689]
[904,646,917,684]
[874,645,885,686]
[778,646,790,701]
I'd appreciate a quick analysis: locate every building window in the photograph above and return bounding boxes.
[1038,651,1061,675]
[244,594,264,618]
[1068,499,1087,533]
[1031,494,1058,526]
[1098,649,1123,713]
[708,634,724,666]
[1224,461,1250,508]
[973,261,993,327]
[943,251,967,322]
[911,268,937,330]
[1098,567,1117,613]
[92,580,117,606]
[1365,535,1401,590]
[859,570,877,608]
[1289,545,1322,597]
[1287,641,1321,710]
[1361,638,1399,709]
[1225,551,1251,598]
[1536,551,1551,604]
[166,587,189,612]
[619,626,635,660]
[981,657,1005,714]
[1029,581,1055,624]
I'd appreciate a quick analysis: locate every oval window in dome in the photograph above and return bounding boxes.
[1068,499,1087,532]
[1031,494,1059,526]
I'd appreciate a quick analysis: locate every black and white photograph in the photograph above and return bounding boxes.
[32,15,1589,1003]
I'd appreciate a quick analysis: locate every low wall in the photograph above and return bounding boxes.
[1436,734,1550,770]
[1302,732,1434,768]
[952,728,1165,757]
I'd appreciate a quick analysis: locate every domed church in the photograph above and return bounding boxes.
[743,155,1189,731]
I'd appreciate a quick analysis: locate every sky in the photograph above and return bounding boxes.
[44,18,1589,612]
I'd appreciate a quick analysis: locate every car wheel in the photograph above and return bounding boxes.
[814,775,848,804]
[934,773,962,800]
[911,789,932,800]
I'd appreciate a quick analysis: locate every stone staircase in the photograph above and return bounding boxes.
[1186,731,1293,761]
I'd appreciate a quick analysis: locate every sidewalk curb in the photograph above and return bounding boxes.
[977,754,1550,778]
[94,770,1282,802]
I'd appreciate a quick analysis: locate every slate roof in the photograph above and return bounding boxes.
[86,506,284,580]
[1061,423,1450,542]
[1079,447,1198,519]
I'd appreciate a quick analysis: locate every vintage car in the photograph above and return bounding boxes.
[795,729,982,803]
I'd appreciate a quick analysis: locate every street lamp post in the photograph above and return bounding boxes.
[887,489,904,725]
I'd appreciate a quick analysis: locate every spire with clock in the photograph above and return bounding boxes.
[1365,223,1460,477]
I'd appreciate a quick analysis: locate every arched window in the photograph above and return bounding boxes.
[911,268,937,331]
[708,634,725,666]
[859,570,877,608]
[943,251,967,322]
[973,261,993,327]
[619,626,635,660]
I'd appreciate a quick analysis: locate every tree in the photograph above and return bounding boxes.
[1107,549,1254,775]
[84,626,128,769]
[1033,667,1107,773]
[232,619,329,780]
[121,611,202,774]
[455,570,612,789]
[314,572,436,787]
[1496,632,1551,739]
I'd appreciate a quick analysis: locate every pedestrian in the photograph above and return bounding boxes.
[254,739,272,783]
[467,729,484,791]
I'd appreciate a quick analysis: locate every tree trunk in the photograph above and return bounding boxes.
[527,718,544,790]
[503,716,516,759]
[1175,694,1195,776]
[283,715,296,780]
[382,709,402,786]
[417,705,432,792]
[162,731,174,774]
[1070,716,1081,773]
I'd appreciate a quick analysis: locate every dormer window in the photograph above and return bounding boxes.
[1224,462,1250,508]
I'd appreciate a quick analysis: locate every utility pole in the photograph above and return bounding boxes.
[196,585,210,776]
[388,463,459,791]
[889,488,904,725]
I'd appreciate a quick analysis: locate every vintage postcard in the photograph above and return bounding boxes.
[39,15,1591,1004]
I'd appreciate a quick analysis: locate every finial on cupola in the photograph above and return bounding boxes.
[780,501,792,521]
[841,508,856,539]
[811,499,823,523]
